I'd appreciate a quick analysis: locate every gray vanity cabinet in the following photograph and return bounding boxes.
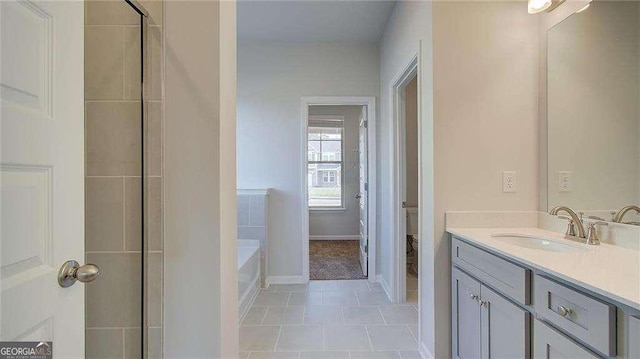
[533,320,599,359]
[629,315,640,358]
[453,268,482,359]
[453,268,530,359]
[481,285,530,358]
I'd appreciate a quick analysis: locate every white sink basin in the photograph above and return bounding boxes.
[490,233,588,253]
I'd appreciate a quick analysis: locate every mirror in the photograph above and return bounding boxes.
[547,0,640,225]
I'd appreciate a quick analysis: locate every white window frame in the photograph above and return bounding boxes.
[307,115,345,211]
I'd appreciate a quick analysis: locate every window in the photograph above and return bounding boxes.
[307,119,344,209]
[322,171,336,183]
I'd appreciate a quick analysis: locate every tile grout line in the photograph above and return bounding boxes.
[259,306,268,326]
[122,26,125,100]
[301,300,306,326]
[122,176,126,251]
[273,325,283,352]
[377,306,387,325]
[364,325,375,352]
[406,324,419,346]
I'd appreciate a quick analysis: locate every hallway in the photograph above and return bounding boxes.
[239,280,419,359]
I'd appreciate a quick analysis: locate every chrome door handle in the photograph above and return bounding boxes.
[58,260,100,288]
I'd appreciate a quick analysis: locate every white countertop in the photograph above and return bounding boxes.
[448,227,640,311]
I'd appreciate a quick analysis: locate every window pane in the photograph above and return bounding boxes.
[308,163,342,207]
[308,140,320,162]
[308,128,321,140]
[321,127,341,140]
[320,140,341,161]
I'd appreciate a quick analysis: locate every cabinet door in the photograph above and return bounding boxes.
[453,268,482,359]
[481,285,531,359]
[533,320,599,359]
[629,315,640,359]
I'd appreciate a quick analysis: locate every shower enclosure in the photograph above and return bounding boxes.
[84,0,162,357]
[1,0,162,357]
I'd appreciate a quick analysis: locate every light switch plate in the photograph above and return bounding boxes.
[559,171,572,192]
[503,171,517,193]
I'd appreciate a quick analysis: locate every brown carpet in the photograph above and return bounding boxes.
[310,240,367,280]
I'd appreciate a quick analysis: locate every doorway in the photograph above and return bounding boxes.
[306,105,365,280]
[403,76,419,303]
[301,97,377,283]
[391,56,420,303]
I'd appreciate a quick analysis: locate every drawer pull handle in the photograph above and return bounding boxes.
[470,293,484,306]
[558,305,573,317]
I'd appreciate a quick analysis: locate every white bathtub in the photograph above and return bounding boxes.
[238,240,260,322]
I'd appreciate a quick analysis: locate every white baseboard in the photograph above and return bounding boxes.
[376,274,393,303]
[309,235,360,241]
[420,341,434,359]
[265,275,306,287]
[238,275,260,324]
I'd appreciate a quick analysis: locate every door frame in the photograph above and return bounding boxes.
[390,54,419,303]
[300,96,377,282]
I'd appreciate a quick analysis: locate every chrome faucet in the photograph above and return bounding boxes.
[585,221,608,245]
[612,205,640,223]
[549,206,586,239]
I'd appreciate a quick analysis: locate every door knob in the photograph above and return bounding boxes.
[58,260,100,288]
[355,194,362,199]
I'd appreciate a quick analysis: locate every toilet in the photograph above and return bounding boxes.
[406,208,419,275]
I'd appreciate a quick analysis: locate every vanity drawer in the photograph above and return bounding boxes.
[628,315,640,359]
[451,237,530,305]
[534,275,615,357]
[533,319,599,359]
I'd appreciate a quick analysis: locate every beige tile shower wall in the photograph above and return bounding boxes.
[84,0,164,358]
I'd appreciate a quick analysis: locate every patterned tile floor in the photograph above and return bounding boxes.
[239,279,420,359]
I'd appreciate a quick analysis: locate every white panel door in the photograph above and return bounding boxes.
[1,0,85,357]
[358,107,368,276]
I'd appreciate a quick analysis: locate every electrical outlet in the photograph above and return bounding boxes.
[559,171,572,192]
[503,171,517,193]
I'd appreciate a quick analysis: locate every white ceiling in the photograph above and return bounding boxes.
[237,0,397,43]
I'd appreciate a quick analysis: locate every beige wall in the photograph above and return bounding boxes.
[308,105,362,238]
[547,1,640,214]
[431,3,539,356]
[164,1,238,357]
[84,0,164,357]
[405,77,419,208]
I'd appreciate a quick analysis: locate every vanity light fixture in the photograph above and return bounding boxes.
[575,2,591,13]
[528,0,566,14]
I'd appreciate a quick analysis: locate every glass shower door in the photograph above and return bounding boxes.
[1,0,157,356]
[84,0,149,358]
